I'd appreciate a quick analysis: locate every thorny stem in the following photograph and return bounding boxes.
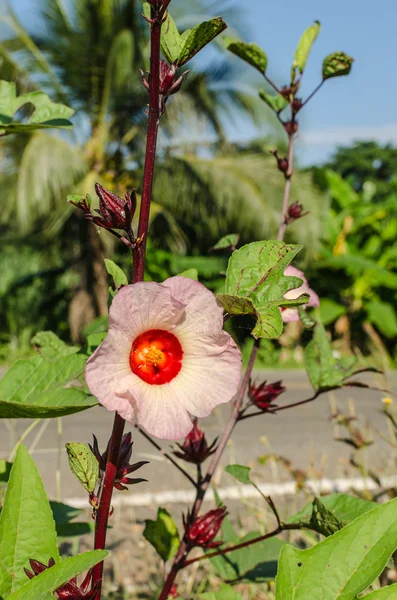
[277,131,294,241]
[93,5,165,598]
[158,340,260,600]
[134,424,197,487]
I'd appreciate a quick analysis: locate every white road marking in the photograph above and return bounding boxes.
[65,475,397,508]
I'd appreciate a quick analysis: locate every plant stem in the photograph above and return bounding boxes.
[300,80,324,110]
[134,424,197,487]
[92,6,164,598]
[277,131,294,241]
[158,340,260,599]
[133,5,162,284]
[183,522,303,567]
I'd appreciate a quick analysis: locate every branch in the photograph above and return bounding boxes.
[277,131,294,241]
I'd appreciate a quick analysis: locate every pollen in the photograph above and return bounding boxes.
[145,347,165,367]
[130,329,183,385]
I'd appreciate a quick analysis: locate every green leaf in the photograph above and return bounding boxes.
[322,52,354,80]
[218,241,308,339]
[225,464,253,485]
[199,585,243,600]
[31,331,80,360]
[0,445,59,598]
[367,300,397,338]
[0,459,12,483]
[319,298,347,326]
[288,493,377,526]
[177,17,227,67]
[275,497,397,600]
[85,332,107,355]
[7,551,108,600]
[210,233,240,252]
[65,442,99,494]
[291,21,321,82]
[223,37,268,73]
[308,497,343,536]
[0,80,74,136]
[259,90,289,113]
[50,501,93,539]
[143,508,180,562]
[0,354,97,418]
[82,316,108,337]
[104,258,128,289]
[363,584,397,600]
[159,9,185,63]
[177,268,198,280]
[304,322,373,393]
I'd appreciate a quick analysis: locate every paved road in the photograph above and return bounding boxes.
[0,370,395,502]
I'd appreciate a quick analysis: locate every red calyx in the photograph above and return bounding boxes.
[173,419,217,465]
[90,183,136,231]
[184,507,227,549]
[89,432,148,491]
[24,559,97,599]
[248,379,286,411]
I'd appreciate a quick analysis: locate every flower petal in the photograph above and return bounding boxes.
[120,379,193,440]
[85,329,135,421]
[108,281,186,340]
[169,337,241,418]
[281,308,300,323]
[163,277,226,355]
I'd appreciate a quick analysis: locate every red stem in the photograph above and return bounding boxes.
[277,131,294,241]
[92,7,164,598]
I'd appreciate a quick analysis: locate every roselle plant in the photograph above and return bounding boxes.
[0,4,395,600]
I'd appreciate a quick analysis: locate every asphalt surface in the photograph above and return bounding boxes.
[0,369,395,502]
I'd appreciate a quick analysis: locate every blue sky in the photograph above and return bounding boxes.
[9,0,397,165]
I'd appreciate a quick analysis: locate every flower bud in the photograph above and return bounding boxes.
[92,183,136,231]
[284,120,299,136]
[184,507,227,548]
[286,201,308,224]
[248,379,285,411]
[24,559,97,599]
[270,150,288,175]
[89,432,148,491]
[322,52,354,80]
[173,419,217,464]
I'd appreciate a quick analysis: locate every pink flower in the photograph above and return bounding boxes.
[282,266,319,323]
[85,277,241,440]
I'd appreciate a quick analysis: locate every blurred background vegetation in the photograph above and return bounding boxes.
[0,0,396,367]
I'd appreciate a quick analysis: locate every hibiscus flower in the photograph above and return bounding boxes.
[282,266,319,322]
[85,277,242,439]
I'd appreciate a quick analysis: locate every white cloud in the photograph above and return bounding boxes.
[299,123,397,147]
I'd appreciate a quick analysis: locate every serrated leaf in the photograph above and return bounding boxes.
[31,331,80,360]
[225,464,253,485]
[322,51,354,80]
[0,445,59,597]
[210,233,240,252]
[0,80,74,135]
[177,268,198,280]
[275,497,397,600]
[7,551,107,600]
[177,17,227,66]
[218,241,308,339]
[291,20,321,82]
[104,258,128,289]
[65,442,99,493]
[259,90,289,113]
[288,493,377,526]
[143,508,180,562]
[0,354,96,418]
[224,38,267,73]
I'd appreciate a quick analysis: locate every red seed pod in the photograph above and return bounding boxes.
[248,379,286,411]
[173,419,217,465]
[24,559,98,599]
[184,507,227,548]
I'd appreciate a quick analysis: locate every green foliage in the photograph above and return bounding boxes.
[366,300,397,338]
[177,268,198,280]
[304,322,371,392]
[143,508,180,562]
[223,38,268,73]
[259,90,288,114]
[225,464,253,485]
[288,493,377,526]
[275,497,397,600]
[31,331,80,359]
[291,21,320,82]
[218,241,308,339]
[0,81,74,136]
[199,585,243,600]
[7,551,108,600]
[104,259,129,289]
[210,234,239,252]
[0,445,59,597]
[322,52,354,80]
[319,298,347,326]
[50,501,93,539]
[0,460,12,483]
[0,353,96,418]
[65,442,99,494]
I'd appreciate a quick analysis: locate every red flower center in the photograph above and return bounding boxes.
[129,329,183,385]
